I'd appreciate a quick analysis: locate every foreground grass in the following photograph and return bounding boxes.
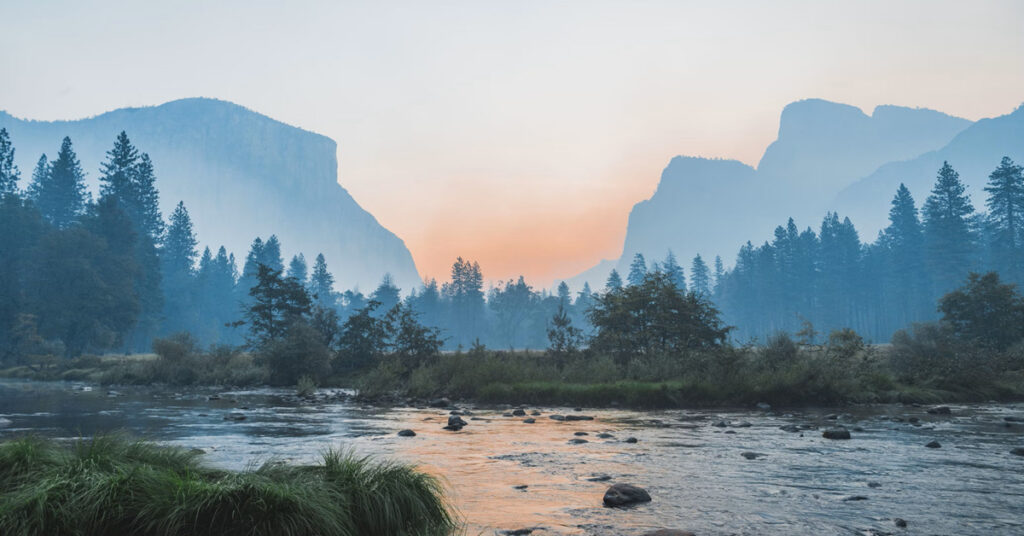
[0,435,454,536]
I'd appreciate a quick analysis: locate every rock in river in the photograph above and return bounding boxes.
[568,438,589,444]
[444,415,467,431]
[925,440,941,448]
[822,427,851,440]
[397,429,416,437]
[565,415,594,421]
[512,408,526,416]
[642,531,696,536]
[1010,447,1024,456]
[741,452,764,460]
[603,483,652,507]
[522,418,536,424]
[223,412,247,421]
[927,406,952,415]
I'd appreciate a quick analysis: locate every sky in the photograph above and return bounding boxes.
[2,1,1023,287]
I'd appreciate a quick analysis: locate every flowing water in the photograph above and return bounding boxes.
[1,379,1022,535]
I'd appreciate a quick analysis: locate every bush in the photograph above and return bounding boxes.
[0,435,454,536]
[260,322,331,386]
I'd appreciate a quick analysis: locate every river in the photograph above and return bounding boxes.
[1,379,1022,535]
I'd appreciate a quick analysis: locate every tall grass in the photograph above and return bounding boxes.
[0,435,455,536]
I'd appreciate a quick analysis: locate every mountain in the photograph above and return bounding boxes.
[0,98,421,292]
[833,104,1024,238]
[565,99,972,291]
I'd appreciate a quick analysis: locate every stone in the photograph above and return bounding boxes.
[530,410,542,416]
[565,415,594,421]
[574,431,589,436]
[927,406,951,415]
[843,495,868,501]
[568,438,589,444]
[1010,447,1024,456]
[625,437,639,443]
[822,427,851,440]
[523,418,536,424]
[447,415,468,427]
[741,452,763,460]
[603,483,652,507]
[549,414,566,421]
[512,408,527,416]
[397,429,416,437]
[894,518,907,528]
[223,412,247,421]
[587,474,612,482]
[596,433,614,439]
[925,440,941,448]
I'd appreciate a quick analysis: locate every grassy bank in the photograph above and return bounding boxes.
[0,435,454,536]
[357,338,1024,408]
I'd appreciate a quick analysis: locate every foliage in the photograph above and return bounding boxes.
[244,264,312,348]
[0,435,454,536]
[938,271,1024,350]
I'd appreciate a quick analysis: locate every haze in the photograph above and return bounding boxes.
[2,0,1023,285]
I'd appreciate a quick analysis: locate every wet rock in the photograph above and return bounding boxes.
[843,495,868,501]
[428,397,450,408]
[530,410,542,416]
[565,415,594,421]
[523,418,536,424]
[449,410,463,415]
[822,427,851,440]
[642,531,695,536]
[1003,416,1023,422]
[444,415,467,430]
[741,452,763,460]
[397,429,416,437]
[724,430,736,434]
[470,416,486,421]
[223,412,247,421]
[502,413,514,417]
[733,421,752,428]
[549,414,566,421]
[895,518,908,528]
[1010,447,1024,456]
[927,406,951,415]
[596,433,614,439]
[603,483,652,507]
[625,437,639,443]
[779,424,801,433]
[587,474,612,482]
[501,529,535,536]
[712,420,729,427]
[513,484,528,490]
[574,431,589,436]
[512,408,527,416]
[925,440,941,448]
[867,482,882,488]
[568,438,589,444]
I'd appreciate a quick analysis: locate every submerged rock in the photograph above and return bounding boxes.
[925,440,941,448]
[822,428,851,440]
[565,415,594,421]
[397,429,416,437]
[549,414,566,421]
[0,417,11,428]
[223,412,247,421]
[568,438,589,444]
[895,518,908,528]
[927,406,952,415]
[625,437,639,443]
[587,474,612,482]
[574,431,589,436]
[1010,447,1024,456]
[843,495,868,501]
[779,425,801,433]
[603,483,652,507]
[596,433,614,439]
[522,418,536,424]
[512,408,526,416]
[530,410,542,416]
[741,452,764,460]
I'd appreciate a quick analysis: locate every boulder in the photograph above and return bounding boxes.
[603,483,652,507]
[428,397,451,408]
[1010,447,1024,456]
[444,415,467,431]
[894,518,908,528]
[625,437,639,443]
[822,428,851,440]
[927,406,951,415]
[574,431,589,436]
[397,429,416,437]
[568,438,589,444]
[925,440,941,448]
[565,415,594,421]
[512,408,527,416]
[522,418,536,424]
[549,414,566,421]
[741,452,763,460]
[596,433,614,439]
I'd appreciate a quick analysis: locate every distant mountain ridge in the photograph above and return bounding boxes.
[0,98,421,292]
[566,99,975,291]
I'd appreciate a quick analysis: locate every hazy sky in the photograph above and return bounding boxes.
[2,1,1023,286]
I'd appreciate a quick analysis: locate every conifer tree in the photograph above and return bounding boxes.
[984,157,1024,283]
[309,253,336,306]
[99,131,139,204]
[160,201,198,335]
[0,128,20,194]
[162,202,198,276]
[881,184,928,324]
[31,137,86,228]
[261,235,285,273]
[713,255,725,295]
[556,281,571,307]
[605,269,623,292]
[690,254,711,297]
[923,161,976,294]
[627,253,647,286]
[287,254,308,286]
[661,250,686,290]
[371,273,401,313]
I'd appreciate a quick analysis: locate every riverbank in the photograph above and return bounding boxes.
[0,434,453,536]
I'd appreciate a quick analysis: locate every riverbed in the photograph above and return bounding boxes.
[1,379,1022,535]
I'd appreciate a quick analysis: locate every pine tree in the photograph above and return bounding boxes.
[690,254,711,297]
[370,273,401,313]
[287,254,308,286]
[160,201,198,336]
[309,253,336,306]
[713,255,725,295]
[32,137,87,228]
[556,281,571,307]
[0,128,20,194]
[661,251,686,290]
[627,253,647,286]
[133,154,164,240]
[984,157,1024,283]
[605,269,623,292]
[261,235,284,273]
[923,161,977,294]
[881,184,928,324]
[99,131,139,204]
